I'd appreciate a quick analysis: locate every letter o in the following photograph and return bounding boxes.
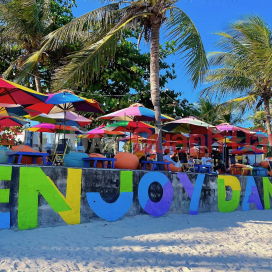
[138,172,173,217]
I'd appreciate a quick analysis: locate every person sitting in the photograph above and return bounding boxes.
[139,153,152,170]
[214,159,225,174]
[177,148,188,163]
[201,153,213,166]
[245,156,251,165]
[163,149,181,168]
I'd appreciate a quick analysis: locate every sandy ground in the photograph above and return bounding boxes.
[1,210,272,272]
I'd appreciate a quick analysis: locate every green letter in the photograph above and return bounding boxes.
[18,167,71,230]
[218,175,241,213]
[263,177,272,209]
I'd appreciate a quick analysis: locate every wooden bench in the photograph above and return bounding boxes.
[6,151,49,165]
[82,157,117,168]
[141,161,171,171]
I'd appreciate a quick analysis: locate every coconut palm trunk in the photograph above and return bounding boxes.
[263,97,272,145]
[150,19,163,161]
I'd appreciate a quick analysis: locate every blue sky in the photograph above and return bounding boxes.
[72,0,272,105]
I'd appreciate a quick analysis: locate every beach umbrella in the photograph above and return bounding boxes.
[0,116,28,126]
[25,91,103,139]
[0,103,31,117]
[163,116,220,155]
[82,125,125,139]
[232,145,264,164]
[27,123,82,134]
[29,111,92,127]
[99,106,173,122]
[104,120,155,149]
[25,92,103,115]
[163,116,220,134]
[104,121,155,131]
[0,78,48,105]
[100,106,172,152]
[231,145,264,155]
[216,123,251,167]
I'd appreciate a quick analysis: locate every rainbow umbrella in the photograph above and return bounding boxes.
[0,116,27,126]
[163,116,220,134]
[104,121,155,131]
[0,78,48,105]
[81,125,125,139]
[25,91,103,139]
[27,123,82,134]
[99,106,173,122]
[25,92,103,115]
[29,111,92,127]
[0,104,29,117]
[231,145,264,155]
[216,123,251,167]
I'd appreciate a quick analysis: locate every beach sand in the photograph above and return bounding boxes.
[1,210,272,271]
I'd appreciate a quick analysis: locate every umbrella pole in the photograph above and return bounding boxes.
[130,128,132,153]
[64,111,66,141]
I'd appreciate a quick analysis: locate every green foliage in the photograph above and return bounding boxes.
[202,15,272,136]
[194,98,245,125]
[0,0,77,90]
[71,30,196,124]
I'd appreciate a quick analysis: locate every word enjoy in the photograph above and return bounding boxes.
[0,166,271,230]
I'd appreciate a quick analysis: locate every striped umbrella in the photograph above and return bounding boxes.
[0,78,48,105]
[27,123,82,134]
[29,112,92,127]
[99,106,173,122]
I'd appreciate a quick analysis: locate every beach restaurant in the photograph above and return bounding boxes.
[0,79,271,231]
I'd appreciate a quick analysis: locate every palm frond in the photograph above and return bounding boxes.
[202,68,255,99]
[164,7,208,88]
[52,12,152,90]
[15,3,128,84]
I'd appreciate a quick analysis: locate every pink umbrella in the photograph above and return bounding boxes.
[216,123,251,167]
[82,125,125,139]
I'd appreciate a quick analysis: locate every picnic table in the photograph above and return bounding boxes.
[194,164,213,173]
[6,151,49,165]
[82,157,116,168]
[141,160,171,171]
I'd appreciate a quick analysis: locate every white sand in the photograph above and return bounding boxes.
[1,210,272,272]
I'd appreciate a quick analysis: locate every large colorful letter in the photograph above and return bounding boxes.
[138,172,173,217]
[263,177,272,209]
[18,167,71,230]
[217,175,241,212]
[58,168,82,225]
[242,176,263,211]
[87,171,133,221]
[0,166,12,229]
[177,173,205,215]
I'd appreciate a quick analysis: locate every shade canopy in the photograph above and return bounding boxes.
[0,104,29,117]
[104,121,155,131]
[29,112,92,127]
[25,92,104,114]
[216,123,250,135]
[231,146,264,155]
[27,123,82,134]
[100,106,173,122]
[163,116,220,134]
[0,78,48,105]
[0,116,27,126]
[81,125,125,138]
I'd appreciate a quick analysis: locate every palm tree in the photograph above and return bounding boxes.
[195,98,245,125]
[19,0,208,160]
[0,0,75,92]
[202,15,272,145]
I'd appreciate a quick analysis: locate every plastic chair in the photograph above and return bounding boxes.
[52,139,70,165]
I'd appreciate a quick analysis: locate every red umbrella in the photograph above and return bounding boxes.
[0,78,48,105]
